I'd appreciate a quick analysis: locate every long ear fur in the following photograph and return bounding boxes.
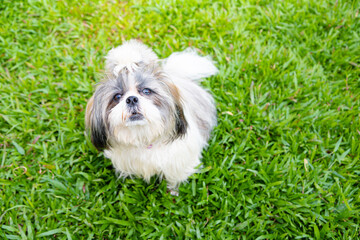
[175,104,187,137]
[85,96,108,150]
[167,82,188,139]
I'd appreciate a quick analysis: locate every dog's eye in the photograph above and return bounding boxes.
[142,88,151,95]
[113,93,122,102]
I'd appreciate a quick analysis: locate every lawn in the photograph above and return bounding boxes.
[1,0,360,239]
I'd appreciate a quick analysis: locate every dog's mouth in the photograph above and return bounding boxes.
[125,109,146,126]
[129,112,144,121]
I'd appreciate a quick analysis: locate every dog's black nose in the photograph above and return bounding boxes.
[126,96,138,106]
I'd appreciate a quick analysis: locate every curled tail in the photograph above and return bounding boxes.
[163,48,218,81]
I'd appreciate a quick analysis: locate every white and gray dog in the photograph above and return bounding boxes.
[85,40,218,189]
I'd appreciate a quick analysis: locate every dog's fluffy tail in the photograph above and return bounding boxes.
[163,48,218,81]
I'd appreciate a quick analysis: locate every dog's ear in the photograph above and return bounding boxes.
[85,95,108,151]
[175,104,187,137]
[167,82,188,139]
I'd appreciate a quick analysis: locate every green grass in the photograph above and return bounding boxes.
[1,0,360,239]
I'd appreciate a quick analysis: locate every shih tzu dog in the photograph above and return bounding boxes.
[85,40,218,189]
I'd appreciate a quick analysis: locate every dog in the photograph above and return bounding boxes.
[85,40,218,189]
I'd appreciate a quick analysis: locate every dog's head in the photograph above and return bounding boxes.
[85,40,187,149]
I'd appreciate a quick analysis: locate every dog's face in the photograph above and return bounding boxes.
[86,62,187,149]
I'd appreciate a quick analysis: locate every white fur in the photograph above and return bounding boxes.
[106,39,158,76]
[90,40,217,189]
[105,115,204,189]
[163,48,218,81]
